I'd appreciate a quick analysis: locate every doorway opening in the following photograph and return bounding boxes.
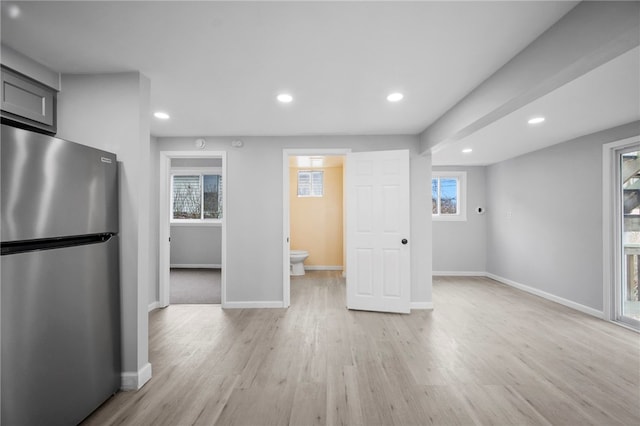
[282,149,350,307]
[159,151,227,307]
[283,148,412,313]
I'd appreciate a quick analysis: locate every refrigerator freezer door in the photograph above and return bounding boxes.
[1,236,121,426]
[1,125,118,242]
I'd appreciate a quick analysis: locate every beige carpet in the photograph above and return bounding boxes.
[170,268,221,304]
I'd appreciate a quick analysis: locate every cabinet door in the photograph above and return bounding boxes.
[1,66,56,133]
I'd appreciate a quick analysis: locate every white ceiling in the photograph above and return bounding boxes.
[3,1,636,166]
[433,46,640,165]
[1,1,577,140]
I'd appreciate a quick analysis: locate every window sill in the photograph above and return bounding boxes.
[433,214,467,222]
[170,220,222,227]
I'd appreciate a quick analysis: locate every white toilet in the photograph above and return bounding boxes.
[290,250,309,276]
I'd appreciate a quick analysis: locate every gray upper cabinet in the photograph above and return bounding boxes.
[1,66,57,134]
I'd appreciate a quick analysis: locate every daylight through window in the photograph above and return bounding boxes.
[172,173,222,221]
[432,171,466,221]
[432,177,458,215]
[298,170,324,197]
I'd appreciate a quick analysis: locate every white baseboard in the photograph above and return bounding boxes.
[305,265,344,271]
[432,270,604,319]
[433,271,486,277]
[485,272,604,319]
[223,301,284,309]
[170,264,221,269]
[411,302,434,310]
[121,362,152,391]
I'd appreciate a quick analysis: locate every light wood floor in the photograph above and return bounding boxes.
[83,272,640,426]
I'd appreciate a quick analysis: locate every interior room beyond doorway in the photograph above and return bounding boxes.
[159,152,227,307]
[289,155,345,274]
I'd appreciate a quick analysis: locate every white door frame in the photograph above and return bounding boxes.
[602,136,640,327]
[282,148,351,307]
[159,150,227,307]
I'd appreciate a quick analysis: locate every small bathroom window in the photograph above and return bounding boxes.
[298,170,323,197]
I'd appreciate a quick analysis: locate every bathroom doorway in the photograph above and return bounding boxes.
[282,149,350,307]
[159,151,227,307]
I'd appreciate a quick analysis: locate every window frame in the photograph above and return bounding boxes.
[297,169,324,198]
[170,167,223,225]
[432,171,467,221]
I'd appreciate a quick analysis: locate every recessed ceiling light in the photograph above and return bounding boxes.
[154,111,170,120]
[277,93,293,103]
[7,4,21,19]
[462,148,473,153]
[387,92,404,102]
[528,116,545,125]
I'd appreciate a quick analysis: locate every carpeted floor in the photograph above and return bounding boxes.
[170,268,221,304]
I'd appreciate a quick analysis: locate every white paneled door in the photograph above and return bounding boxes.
[346,150,411,313]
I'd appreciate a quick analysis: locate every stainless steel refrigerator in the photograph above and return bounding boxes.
[1,124,121,425]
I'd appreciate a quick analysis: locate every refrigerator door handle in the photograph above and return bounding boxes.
[1,233,116,256]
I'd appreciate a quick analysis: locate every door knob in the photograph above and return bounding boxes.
[401,238,408,245]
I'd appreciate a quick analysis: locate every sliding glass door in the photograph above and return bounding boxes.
[617,145,640,329]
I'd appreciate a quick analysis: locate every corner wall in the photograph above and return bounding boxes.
[57,72,151,389]
[432,166,487,274]
[486,121,640,313]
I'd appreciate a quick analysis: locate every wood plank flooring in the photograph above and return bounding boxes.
[83,272,640,426]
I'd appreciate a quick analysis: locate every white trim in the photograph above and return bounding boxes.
[159,151,227,310]
[411,302,433,310]
[223,301,285,309]
[433,270,614,320]
[602,136,640,326]
[170,168,223,223]
[170,264,221,269]
[611,320,640,334]
[433,271,485,277]
[486,272,604,319]
[170,221,222,227]
[148,301,161,312]
[432,171,467,221]
[304,265,344,271]
[283,148,351,309]
[120,362,152,391]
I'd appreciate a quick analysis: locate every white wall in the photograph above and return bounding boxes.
[152,135,432,307]
[170,225,222,266]
[486,121,640,313]
[149,136,160,305]
[410,152,433,306]
[171,158,222,168]
[57,72,151,388]
[432,166,487,274]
